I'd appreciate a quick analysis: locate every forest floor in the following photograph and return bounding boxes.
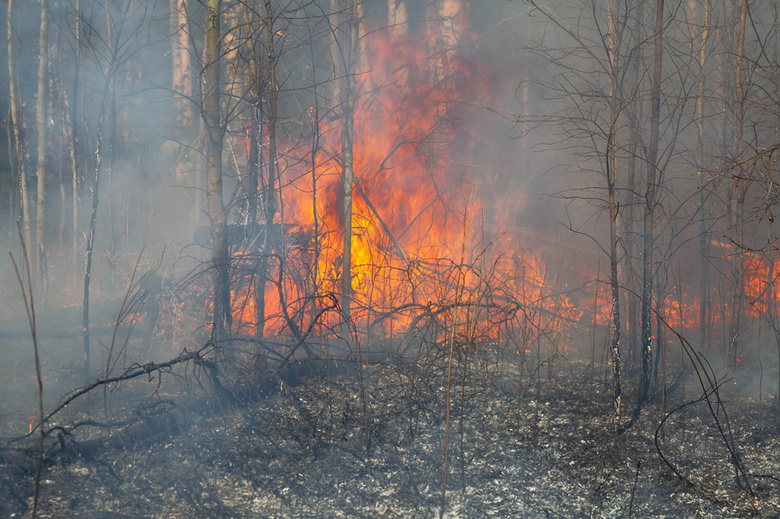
[1,356,779,518]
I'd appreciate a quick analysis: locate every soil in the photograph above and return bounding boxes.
[1,356,779,518]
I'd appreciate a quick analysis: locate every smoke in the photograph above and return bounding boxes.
[0,0,778,437]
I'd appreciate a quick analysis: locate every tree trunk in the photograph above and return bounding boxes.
[694,0,711,351]
[36,0,49,291]
[640,0,664,404]
[340,0,359,330]
[387,0,408,32]
[204,0,231,343]
[170,0,193,129]
[7,0,30,253]
[104,7,118,293]
[329,0,341,111]
[623,1,644,372]
[240,2,263,339]
[70,0,82,273]
[253,0,281,339]
[606,0,623,420]
[727,0,748,370]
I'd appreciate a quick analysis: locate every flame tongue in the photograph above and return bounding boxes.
[227,15,499,336]
[225,11,769,343]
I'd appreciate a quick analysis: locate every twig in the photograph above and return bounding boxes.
[7,341,217,448]
[440,206,468,519]
[275,294,339,370]
[9,221,44,518]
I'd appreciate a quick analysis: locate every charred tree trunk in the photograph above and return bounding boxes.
[204,0,231,343]
[695,0,711,352]
[606,0,623,421]
[728,0,748,370]
[239,2,259,241]
[253,0,281,339]
[639,0,664,405]
[239,2,263,339]
[624,2,644,372]
[82,111,108,383]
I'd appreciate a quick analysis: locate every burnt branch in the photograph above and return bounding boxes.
[6,341,218,448]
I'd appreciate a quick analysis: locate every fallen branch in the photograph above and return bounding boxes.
[7,341,217,448]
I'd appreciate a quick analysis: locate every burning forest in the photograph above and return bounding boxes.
[1,0,780,517]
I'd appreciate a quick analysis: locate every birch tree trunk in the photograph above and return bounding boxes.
[340,0,358,329]
[170,0,193,127]
[70,0,82,271]
[36,0,50,290]
[387,0,408,31]
[169,0,197,187]
[329,0,341,111]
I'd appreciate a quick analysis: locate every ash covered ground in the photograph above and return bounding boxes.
[1,353,779,518]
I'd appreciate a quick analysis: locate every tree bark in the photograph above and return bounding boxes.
[170,0,193,128]
[36,0,50,290]
[204,0,231,343]
[727,0,748,370]
[7,0,30,254]
[70,0,82,272]
[340,0,358,329]
[606,0,623,420]
[694,0,711,352]
[623,2,644,372]
[640,0,664,404]
[240,2,263,339]
[253,0,281,339]
[387,0,408,32]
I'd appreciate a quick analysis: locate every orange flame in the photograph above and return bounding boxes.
[217,12,780,351]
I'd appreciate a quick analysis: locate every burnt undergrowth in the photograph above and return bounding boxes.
[1,330,779,518]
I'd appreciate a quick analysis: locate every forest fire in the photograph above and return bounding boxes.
[3,1,780,517]
[211,9,780,354]
[227,15,513,338]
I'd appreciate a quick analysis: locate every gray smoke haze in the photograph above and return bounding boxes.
[0,0,777,448]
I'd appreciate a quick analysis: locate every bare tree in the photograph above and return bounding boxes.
[693,0,711,352]
[727,0,748,370]
[35,0,50,292]
[203,0,231,344]
[639,0,665,406]
[525,0,632,420]
[332,0,359,330]
[7,0,30,254]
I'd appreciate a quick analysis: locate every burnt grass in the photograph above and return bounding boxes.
[1,354,780,518]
